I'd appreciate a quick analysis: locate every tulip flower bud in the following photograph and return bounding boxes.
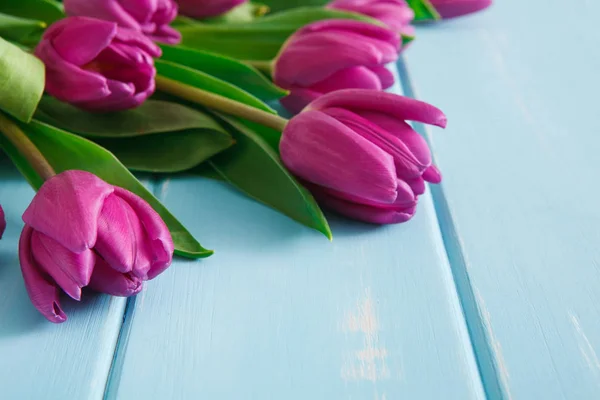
[64,0,181,44]
[0,205,5,239]
[35,17,161,112]
[19,170,174,323]
[273,20,401,114]
[429,0,492,18]
[176,0,247,19]
[280,89,445,224]
[327,0,415,36]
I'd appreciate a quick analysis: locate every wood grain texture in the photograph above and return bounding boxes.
[0,162,125,400]
[403,1,600,398]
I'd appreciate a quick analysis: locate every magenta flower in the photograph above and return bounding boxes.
[176,0,247,18]
[327,0,415,36]
[64,0,181,44]
[0,205,5,239]
[280,89,445,224]
[429,0,492,18]
[34,17,161,112]
[274,20,401,114]
[19,170,174,323]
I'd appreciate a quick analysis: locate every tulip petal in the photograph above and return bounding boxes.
[89,257,143,296]
[95,194,154,278]
[281,110,398,204]
[423,165,442,183]
[35,43,110,103]
[275,32,386,88]
[19,226,67,323]
[151,24,182,45]
[0,205,5,239]
[177,0,247,18]
[300,19,400,48]
[430,0,492,18]
[113,187,174,280]
[367,65,395,89]
[47,17,117,66]
[31,231,96,300]
[356,110,433,167]
[311,66,383,93]
[22,171,114,253]
[64,1,142,31]
[317,178,417,208]
[329,0,414,33]
[307,89,447,128]
[312,187,417,224]
[406,177,426,196]
[323,108,427,179]
[119,0,157,23]
[114,26,162,58]
[281,66,386,116]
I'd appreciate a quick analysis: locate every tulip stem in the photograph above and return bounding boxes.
[243,60,274,75]
[0,112,56,181]
[156,75,288,132]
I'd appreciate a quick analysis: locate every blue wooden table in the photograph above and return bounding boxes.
[2,1,599,399]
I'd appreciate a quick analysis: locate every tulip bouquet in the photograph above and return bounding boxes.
[0,0,490,322]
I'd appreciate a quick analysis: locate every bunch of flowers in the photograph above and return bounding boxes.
[0,0,491,322]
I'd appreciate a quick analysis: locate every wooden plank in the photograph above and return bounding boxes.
[403,1,600,398]
[105,74,486,399]
[0,162,126,399]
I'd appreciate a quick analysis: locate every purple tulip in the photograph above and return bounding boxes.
[429,0,492,18]
[327,0,415,36]
[64,0,181,44]
[19,170,174,323]
[34,17,161,112]
[273,20,401,114]
[280,89,445,224]
[176,0,247,19]
[0,205,5,239]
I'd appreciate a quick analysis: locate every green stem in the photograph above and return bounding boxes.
[156,75,288,132]
[244,59,274,76]
[0,112,55,181]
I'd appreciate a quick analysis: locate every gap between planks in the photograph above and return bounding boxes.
[102,175,165,399]
[397,57,510,400]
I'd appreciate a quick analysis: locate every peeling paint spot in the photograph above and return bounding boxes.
[570,313,600,379]
[158,179,170,200]
[341,288,390,383]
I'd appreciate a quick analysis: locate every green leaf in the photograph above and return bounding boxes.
[156,59,276,113]
[35,97,234,173]
[256,0,327,13]
[0,12,46,43]
[0,37,45,122]
[406,0,440,21]
[202,2,270,24]
[0,0,65,24]
[178,7,378,61]
[402,33,415,47]
[94,131,233,173]
[160,45,287,101]
[189,163,225,181]
[207,113,332,239]
[36,97,224,137]
[246,6,378,27]
[0,119,212,258]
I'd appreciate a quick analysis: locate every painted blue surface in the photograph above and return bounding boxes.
[403,1,600,398]
[1,1,598,399]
